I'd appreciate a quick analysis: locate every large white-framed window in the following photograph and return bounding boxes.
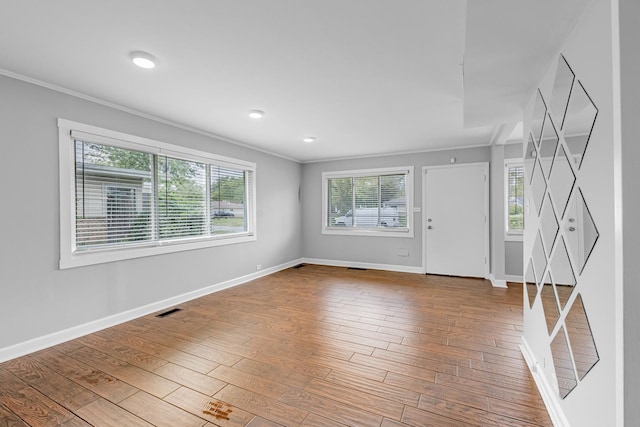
[322,166,414,237]
[59,119,256,269]
[505,160,524,240]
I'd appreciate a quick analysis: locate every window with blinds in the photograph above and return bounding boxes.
[211,166,249,235]
[75,141,153,248]
[62,119,256,267]
[506,163,524,233]
[323,167,413,236]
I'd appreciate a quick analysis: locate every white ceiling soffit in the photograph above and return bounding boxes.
[463,0,591,129]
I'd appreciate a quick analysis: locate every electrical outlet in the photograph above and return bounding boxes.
[256,264,262,271]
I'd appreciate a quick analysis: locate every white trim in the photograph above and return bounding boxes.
[65,121,255,168]
[0,69,493,166]
[505,232,524,242]
[421,162,490,278]
[488,274,523,287]
[505,160,525,237]
[610,0,624,424]
[0,259,303,364]
[59,119,257,269]
[505,138,526,146]
[321,166,415,238]
[61,235,258,269]
[0,69,299,163]
[322,166,412,179]
[488,274,508,288]
[302,258,424,274]
[504,274,524,283]
[321,228,414,238]
[301,143,491,164]
[520,337,570,427]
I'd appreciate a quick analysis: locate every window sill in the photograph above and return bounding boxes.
[505,232,524,242]
[60,233,256,269]
[322,227,414,238]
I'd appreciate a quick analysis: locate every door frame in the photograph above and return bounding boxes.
[421,162,490,278]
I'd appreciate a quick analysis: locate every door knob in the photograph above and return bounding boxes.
[427,225,433,230]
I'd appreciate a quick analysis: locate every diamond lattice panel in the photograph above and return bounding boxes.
[563,80,598,170]
[532,231,547,283]
[550,55,575,129]
[541,272,560,335]
[565,187,599,274]
[550,236,576,309]
[532,90,547,147]
[540,114,560,179]
[565,293,599,380]
[540,194,559,257]
[525,133,538,185]
[531,159,547,216]
[551,326,578,399]
[525,259,538,309]
[549,144,576,220]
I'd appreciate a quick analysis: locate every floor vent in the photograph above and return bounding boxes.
[347,267,367,271]
[293,264,306,269]
[156,308,182,318]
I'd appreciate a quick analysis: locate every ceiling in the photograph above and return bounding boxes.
[0,0,589,162]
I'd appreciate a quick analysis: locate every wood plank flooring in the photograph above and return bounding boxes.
[0,265,552,426]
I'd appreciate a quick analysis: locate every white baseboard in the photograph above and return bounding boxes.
[0,258,303,363]
[504,274,523,283]
[302,258,424,274]
[520,337,570,427]
[488,273,508,288]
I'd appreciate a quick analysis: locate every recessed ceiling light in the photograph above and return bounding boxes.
[303,137,316,143]
[248,110,265,119]
[130,51,156,69]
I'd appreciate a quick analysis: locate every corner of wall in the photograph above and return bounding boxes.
[520,337,570,427]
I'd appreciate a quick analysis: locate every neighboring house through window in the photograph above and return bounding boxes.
[322,166,414,237]
[59,119,256,268]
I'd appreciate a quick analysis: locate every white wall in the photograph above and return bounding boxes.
[301,147,490,270]
[522,0,622,424]
[490,145,507,281]
[0,75,302,355]
[490,142,525,282]
[619,0,640,424]
[505,240,523,276]
[504,143,524,278]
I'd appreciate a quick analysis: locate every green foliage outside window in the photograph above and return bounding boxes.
[75,141,249,249]
[507,165,524,232]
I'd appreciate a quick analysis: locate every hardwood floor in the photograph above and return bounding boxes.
[0,265,552,426]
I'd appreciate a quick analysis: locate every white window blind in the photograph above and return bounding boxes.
[75,140,153,249]
[325,168,410,233]
[75,144,257,249]
[61,119,257,268]
[506,164,524,233]
[157,156,207,240]
[210,165,250,235]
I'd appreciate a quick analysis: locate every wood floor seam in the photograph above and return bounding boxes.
[0,265,551,427]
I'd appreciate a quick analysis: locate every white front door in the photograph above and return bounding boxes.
[423,163,489,278]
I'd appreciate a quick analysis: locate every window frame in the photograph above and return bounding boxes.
[59,119,257,269]
[321,166,414,238]
[504,160,524,241]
